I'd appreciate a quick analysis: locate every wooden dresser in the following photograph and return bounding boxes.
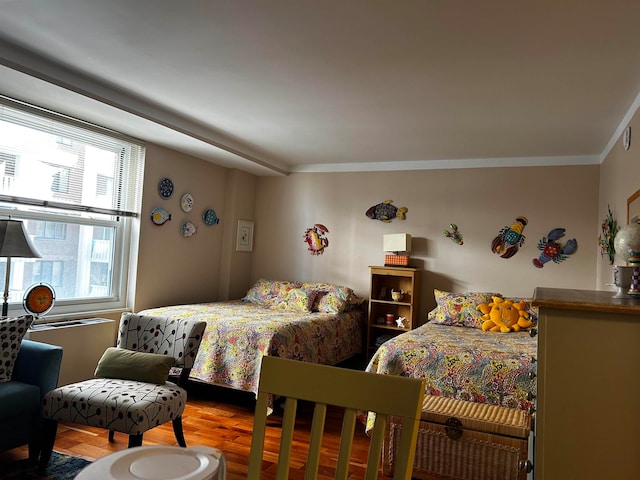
[532,287,640,480]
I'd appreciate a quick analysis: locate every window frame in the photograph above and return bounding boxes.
[0,95,143,320]
[0,206,135,319]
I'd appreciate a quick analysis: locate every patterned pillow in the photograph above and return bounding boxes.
[0,315,34,383]
[243,279,303,308]
[344,292,366,311]
[301,282,354,313]
[427,290,499,328]
[276,288,317,313]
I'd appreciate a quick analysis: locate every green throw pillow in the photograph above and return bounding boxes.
[94,347,174,384]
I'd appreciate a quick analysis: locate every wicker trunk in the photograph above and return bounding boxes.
[383,396,533,480]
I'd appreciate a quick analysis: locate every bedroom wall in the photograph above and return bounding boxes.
[133,144,256,311]
[252,165,600,317]
[131,143,604,318]
[597,109,640,291]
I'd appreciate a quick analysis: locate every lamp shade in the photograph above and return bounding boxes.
[0,220,41,258]
[383,233,412,253]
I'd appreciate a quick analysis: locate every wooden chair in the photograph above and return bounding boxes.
[247,356,425,480]
[39,313,206,472]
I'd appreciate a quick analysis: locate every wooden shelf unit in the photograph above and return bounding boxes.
[366,266,420,358]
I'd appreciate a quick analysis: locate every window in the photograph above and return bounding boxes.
[33,260,64,289]
[34,221,67,240]
[51,168,71,194]
[0,95,144,318]
[96,174,112,196]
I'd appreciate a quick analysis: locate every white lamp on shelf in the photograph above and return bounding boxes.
[383,233,412,267]
[0,219,41,316]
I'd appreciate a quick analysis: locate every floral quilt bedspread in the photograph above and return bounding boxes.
[139,300,363,396]
[366,322,537,412]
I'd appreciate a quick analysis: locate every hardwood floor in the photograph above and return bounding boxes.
[0,381,381,479]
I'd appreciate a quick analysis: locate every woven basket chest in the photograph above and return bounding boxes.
[383,396,533,480]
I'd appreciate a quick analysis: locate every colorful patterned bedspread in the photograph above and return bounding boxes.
[366,322,537,412]
[139,300,363,397]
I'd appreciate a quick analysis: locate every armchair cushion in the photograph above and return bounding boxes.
[43,378,185,435]
[11,340,64,396]
[0,381,40,416]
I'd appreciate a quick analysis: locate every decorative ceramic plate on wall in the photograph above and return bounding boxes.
[181,193,194,212]
[202,208,220,225]
[23,283,56,317]
[181,221,197,237]
[151,207,171,226]
[158,177,174,199]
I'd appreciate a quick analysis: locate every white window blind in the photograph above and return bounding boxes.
[0,95,144,217]
[0,95,145,318]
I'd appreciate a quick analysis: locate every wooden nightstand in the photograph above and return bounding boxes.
[366,266,420,358]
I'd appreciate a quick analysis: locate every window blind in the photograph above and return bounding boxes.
[0,95,145,217]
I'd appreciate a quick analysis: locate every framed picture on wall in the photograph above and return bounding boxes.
[236,220,254,252]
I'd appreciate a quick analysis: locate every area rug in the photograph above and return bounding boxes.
[0,451,91,480]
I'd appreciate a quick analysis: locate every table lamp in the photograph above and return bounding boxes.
[383,233,411,267]
[0,219,41,317]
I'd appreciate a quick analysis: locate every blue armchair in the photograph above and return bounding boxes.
[0,339,63,462]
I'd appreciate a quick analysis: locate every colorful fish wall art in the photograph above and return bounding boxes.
[491,216,528,258]
[181,220,197,238]
[151,207,171,226]
[533,228,578,268]
[366,200,408,222]
[304,224,329,255]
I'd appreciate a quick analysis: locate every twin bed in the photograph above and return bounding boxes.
[139,279,365,398]
[366,290,538,479]
[366,318,537,413]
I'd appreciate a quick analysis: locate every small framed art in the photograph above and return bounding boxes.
[236,220,254,252]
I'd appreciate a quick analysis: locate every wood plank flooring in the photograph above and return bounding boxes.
[0,381,382,479]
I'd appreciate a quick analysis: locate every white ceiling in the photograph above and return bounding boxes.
[1,0,640,176]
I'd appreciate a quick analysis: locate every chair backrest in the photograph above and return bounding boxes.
[117,313,206,369]
[247,356,425,480]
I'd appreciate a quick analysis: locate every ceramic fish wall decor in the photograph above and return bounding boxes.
[181,221,197,237]
[365,200,408,222]
[151,207,171,226]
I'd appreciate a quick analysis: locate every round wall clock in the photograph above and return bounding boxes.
[158,177,174,199]
[23,283,56,317]
[623,126,631,151]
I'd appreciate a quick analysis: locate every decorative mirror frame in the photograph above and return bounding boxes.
[627,189,640,224]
